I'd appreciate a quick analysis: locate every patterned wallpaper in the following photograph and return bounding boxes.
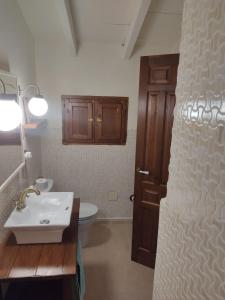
[153,0,225,299]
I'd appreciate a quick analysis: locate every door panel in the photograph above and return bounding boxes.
[150,65,171,84]
[142,186,161,205]
[63,98,94,144]
[135,202,159,267]
[69,102,93,142]
[132,54,179,268]
[94,99,127,144]
[145,91,166,184]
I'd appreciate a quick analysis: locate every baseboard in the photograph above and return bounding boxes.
[96,217,132,222]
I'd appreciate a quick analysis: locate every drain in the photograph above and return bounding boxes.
[40,219,50,224]
[65,206,69,211]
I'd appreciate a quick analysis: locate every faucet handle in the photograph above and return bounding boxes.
[34,186,41,194]
[27,186,41,197]
[33,185,41,194]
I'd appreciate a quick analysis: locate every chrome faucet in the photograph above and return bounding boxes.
[16,186,41,211]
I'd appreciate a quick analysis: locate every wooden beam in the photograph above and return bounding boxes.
[56,0,78,54]
[122,0,152,59]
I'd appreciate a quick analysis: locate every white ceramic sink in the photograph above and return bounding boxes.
[4,192,74,244]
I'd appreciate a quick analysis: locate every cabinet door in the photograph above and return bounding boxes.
[94,98,128,144]
[63,97,94,144]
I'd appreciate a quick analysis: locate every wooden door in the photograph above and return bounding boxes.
[132,54,179,268]
[94,97,128,144]
[62,97,94,144]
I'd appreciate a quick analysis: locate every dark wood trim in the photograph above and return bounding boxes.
[0,284,3,300]
[62,95,128,101]
[142,53,179,65]
[0,129,21,145]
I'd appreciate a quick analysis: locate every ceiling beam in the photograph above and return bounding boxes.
[122,0,152,59]
[56,0,78,54]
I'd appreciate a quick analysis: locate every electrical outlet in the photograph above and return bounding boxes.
[108,191,118,201]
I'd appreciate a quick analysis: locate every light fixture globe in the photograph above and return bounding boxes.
[28,96,48,117]
[0,100,22,131]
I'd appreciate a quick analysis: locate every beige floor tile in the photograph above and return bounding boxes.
[82,221,154,300]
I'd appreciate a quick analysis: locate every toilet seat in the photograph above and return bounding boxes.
[79,203,98,221]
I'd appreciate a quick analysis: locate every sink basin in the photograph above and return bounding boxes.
[4,192,74,244]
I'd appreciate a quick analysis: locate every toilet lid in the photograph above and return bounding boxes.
[79,203,98,220]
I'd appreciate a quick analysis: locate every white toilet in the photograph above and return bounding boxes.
[79,202,98,247]
[34,178,98,247]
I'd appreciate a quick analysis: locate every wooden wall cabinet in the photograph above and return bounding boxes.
[62,96,128,145]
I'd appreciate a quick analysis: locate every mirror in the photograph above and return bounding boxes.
[0,71,24,186]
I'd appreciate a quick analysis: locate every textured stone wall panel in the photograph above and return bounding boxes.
[153,1,225,299]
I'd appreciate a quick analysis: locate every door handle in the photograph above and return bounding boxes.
[136,168,149,175]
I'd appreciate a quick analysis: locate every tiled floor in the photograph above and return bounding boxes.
[82,221,154,300]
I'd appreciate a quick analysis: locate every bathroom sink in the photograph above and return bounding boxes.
[4,192,74,244]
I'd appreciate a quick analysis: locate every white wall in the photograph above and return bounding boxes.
[36,7,182,218]
[0,0,40,241]
[153,0,225,299]
[37,43,136,218]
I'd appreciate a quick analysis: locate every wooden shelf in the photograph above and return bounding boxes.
[23,119,47,130]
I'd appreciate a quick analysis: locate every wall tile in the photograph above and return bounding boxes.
[41,128,136,218]
[0,136,41,242]
[0,0,40,242]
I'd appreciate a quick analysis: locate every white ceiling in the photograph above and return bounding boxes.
[17,0,66,42]
[17,0,184,55]
[149,0,184,14]
[139,0,184,45]
[71,0,141,44]
[18,0,141,45]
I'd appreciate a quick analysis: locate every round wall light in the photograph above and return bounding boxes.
[0,97,22,131]
[0,79,22,132]
[28,95,48,117]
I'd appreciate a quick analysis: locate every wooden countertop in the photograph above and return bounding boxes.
[0,198,80,281]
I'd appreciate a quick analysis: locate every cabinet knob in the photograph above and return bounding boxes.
[88,118,93,122]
